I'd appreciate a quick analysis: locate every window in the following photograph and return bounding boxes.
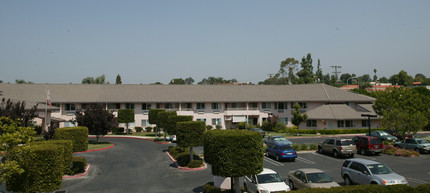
[274,102,287,109]
[306,120,317,127]
[164,103,174,109]
[337,120,345,127]
[291,102,308,109]
[125,103,135,109]
[141,119,150,127]
[249,102,258,109]
[181,103,192,110]
[362,120,370,127]
[81,104,87,110]
[142,103,152,110]
[108,103,120,110]
[64,121,75,127]
[197,103,206,109]
[279,117,288,123]
[211,103,220,109]
[197,118,206,123]
[262,102,271,109]
[65,104,76,111]
[345,120,355,127]
[156,103,161,109]
[327,139,334,145]
[212,118,221,125]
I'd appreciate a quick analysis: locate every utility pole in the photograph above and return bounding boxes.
[330,65,342,86]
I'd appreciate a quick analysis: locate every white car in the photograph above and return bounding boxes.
[169,135,177,142]
[244,168,291,193]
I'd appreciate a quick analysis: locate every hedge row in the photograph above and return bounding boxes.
[202,183,430,193]
[7,143,64,192]
[55,127,88,152]
[35,140,73,174]
[71,156,87,175]
[168,146,203,168]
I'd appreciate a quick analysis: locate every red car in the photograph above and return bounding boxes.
[352,136,384,155]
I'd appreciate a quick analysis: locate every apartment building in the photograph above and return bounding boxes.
[0,83,380,131]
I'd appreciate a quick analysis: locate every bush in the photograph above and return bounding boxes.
[383,145,420,157]
[292,143,300,151]
[309,144,318,150]
[300,144,308,151]
[71,156,87,175]
[168,146,189,159]
[7,144,64,192]
[112,127,125,134]
[55,127,88,152]
[206,125,213,131]
[35,140,73,174]
[203,182,226,193]
[145,127,153,132]
[176,152,202,167]
[135,127,143,132]
[415,184,430,193]
[127,129,133,134]
[188,159,204,168]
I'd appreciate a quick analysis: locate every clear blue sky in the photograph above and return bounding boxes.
[1,0,429,84]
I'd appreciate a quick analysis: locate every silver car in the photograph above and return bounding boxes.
[341,158,408,186]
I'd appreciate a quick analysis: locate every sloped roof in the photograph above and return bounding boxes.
[0,83,375,103]
[306,104,379,120]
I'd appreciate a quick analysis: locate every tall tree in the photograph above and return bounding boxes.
[184,77,195,85]
[279,57,299,85]
[291,103,308,136]
[0,98,38,127]
[315,59,323,83]
[296,53,314,84]
[177,121,205,162]
[15,80,33,84]
[373,69,378,82]
[149,109,166,136]
[74,105,117,143]
[198,76,237,85]
[382,109,428,140]
[389,70,413,86]
[158,111,177,140]
[116,74,122,84]
[118,109,135,135]
[82,74,107,84]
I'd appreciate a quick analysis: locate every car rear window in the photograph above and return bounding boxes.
[370,138,382,144]
[279,145,293,150]
[341,140,354,146]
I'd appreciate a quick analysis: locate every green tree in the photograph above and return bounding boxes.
[158,111,177,140]
[379,76,389,83]
[291,103,308,136]
[373,69,378,82]
[296,53,314,84]
[82,74,107,84]
[116,74,122,84]
[279,57,299,85]
[0,117,36,183]
[198,76,237,85]
[204,130,263,193]
[74,105,117,143]
[118,109,135,135]
[184,77,195,85]
[315,59,323,83]
[169,78,186,85]
[165,115,193,136]
[148,109,166,136]
[15,79,33,84]
[0,98,38,127]
[177,121,205,162]
[382,109,428,140]
[389,70,413,86]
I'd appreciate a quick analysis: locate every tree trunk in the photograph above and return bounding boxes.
[126,123,129,135]
[297,126,300,136]
[164,131,167,141]
[234,177,240,193]
[190,146,194,162]
[96,135,99,144]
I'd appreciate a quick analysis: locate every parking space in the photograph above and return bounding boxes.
[263,151,430,187]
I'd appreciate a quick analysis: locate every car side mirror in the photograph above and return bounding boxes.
[282,178,286,182]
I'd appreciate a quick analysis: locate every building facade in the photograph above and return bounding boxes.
[0,83,380,131]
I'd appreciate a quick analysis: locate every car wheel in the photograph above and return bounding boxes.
[318,146,323,154]
[276,155,281,162]
[344,175,353,185]
[289,180,295,190]
[415,148,421,154]
[333,150,339,158]
[360,149,366,155]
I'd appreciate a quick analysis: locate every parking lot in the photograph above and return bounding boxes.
[262,150,430,187]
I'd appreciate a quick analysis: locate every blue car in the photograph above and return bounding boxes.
[265,143,297,162]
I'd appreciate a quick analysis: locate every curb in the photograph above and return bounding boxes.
[165,151,207,171]
[74,143,115,154]
[62,163,91,179]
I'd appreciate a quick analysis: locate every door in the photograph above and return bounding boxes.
[244,175,258,193]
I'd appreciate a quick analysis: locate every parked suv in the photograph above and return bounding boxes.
[341,158,408,186]
[352,136,384,155]
[318,138,356,158]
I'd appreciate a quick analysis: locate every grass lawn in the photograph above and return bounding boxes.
[88,141,113,151]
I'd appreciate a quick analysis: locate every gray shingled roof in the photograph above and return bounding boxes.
[0,83,375,103]
[306,104,379,120]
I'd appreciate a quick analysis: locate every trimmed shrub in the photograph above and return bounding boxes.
[176,152,202,167]
[145,127,153,132]
[292,143,300,151]
[168,146,188,159]
[166,115,193,135]
[7,144,64,192]
[300,144,308,151]
[309,143,318,150]
[135,127,143,132]
[112,127,125,134]
[415,183,430,193]
[177,121,206,148]
[35,140,73,174]
[203,182,226,193]
[206,125,213,131]
[188,159,204,168]
[55,127,88,152]
[71,156,87,175]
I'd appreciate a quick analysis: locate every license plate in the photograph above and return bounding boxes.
[287,153,293,155]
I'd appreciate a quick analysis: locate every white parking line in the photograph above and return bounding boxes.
[311,152,342,162]
[296,157,315,164]
[407,177,428,184]
[263,157,284,166]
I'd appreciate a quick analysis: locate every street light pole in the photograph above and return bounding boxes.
[361,114,377,136]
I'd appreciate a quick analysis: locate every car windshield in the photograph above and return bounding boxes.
[367,164,393,175]
[274,137,287,141]
[341,140,354,145]
[257,174,283,184]
[306,172,334,183]
[379,132,389,136]
[417,139,430,144]
[279,145,293,150]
